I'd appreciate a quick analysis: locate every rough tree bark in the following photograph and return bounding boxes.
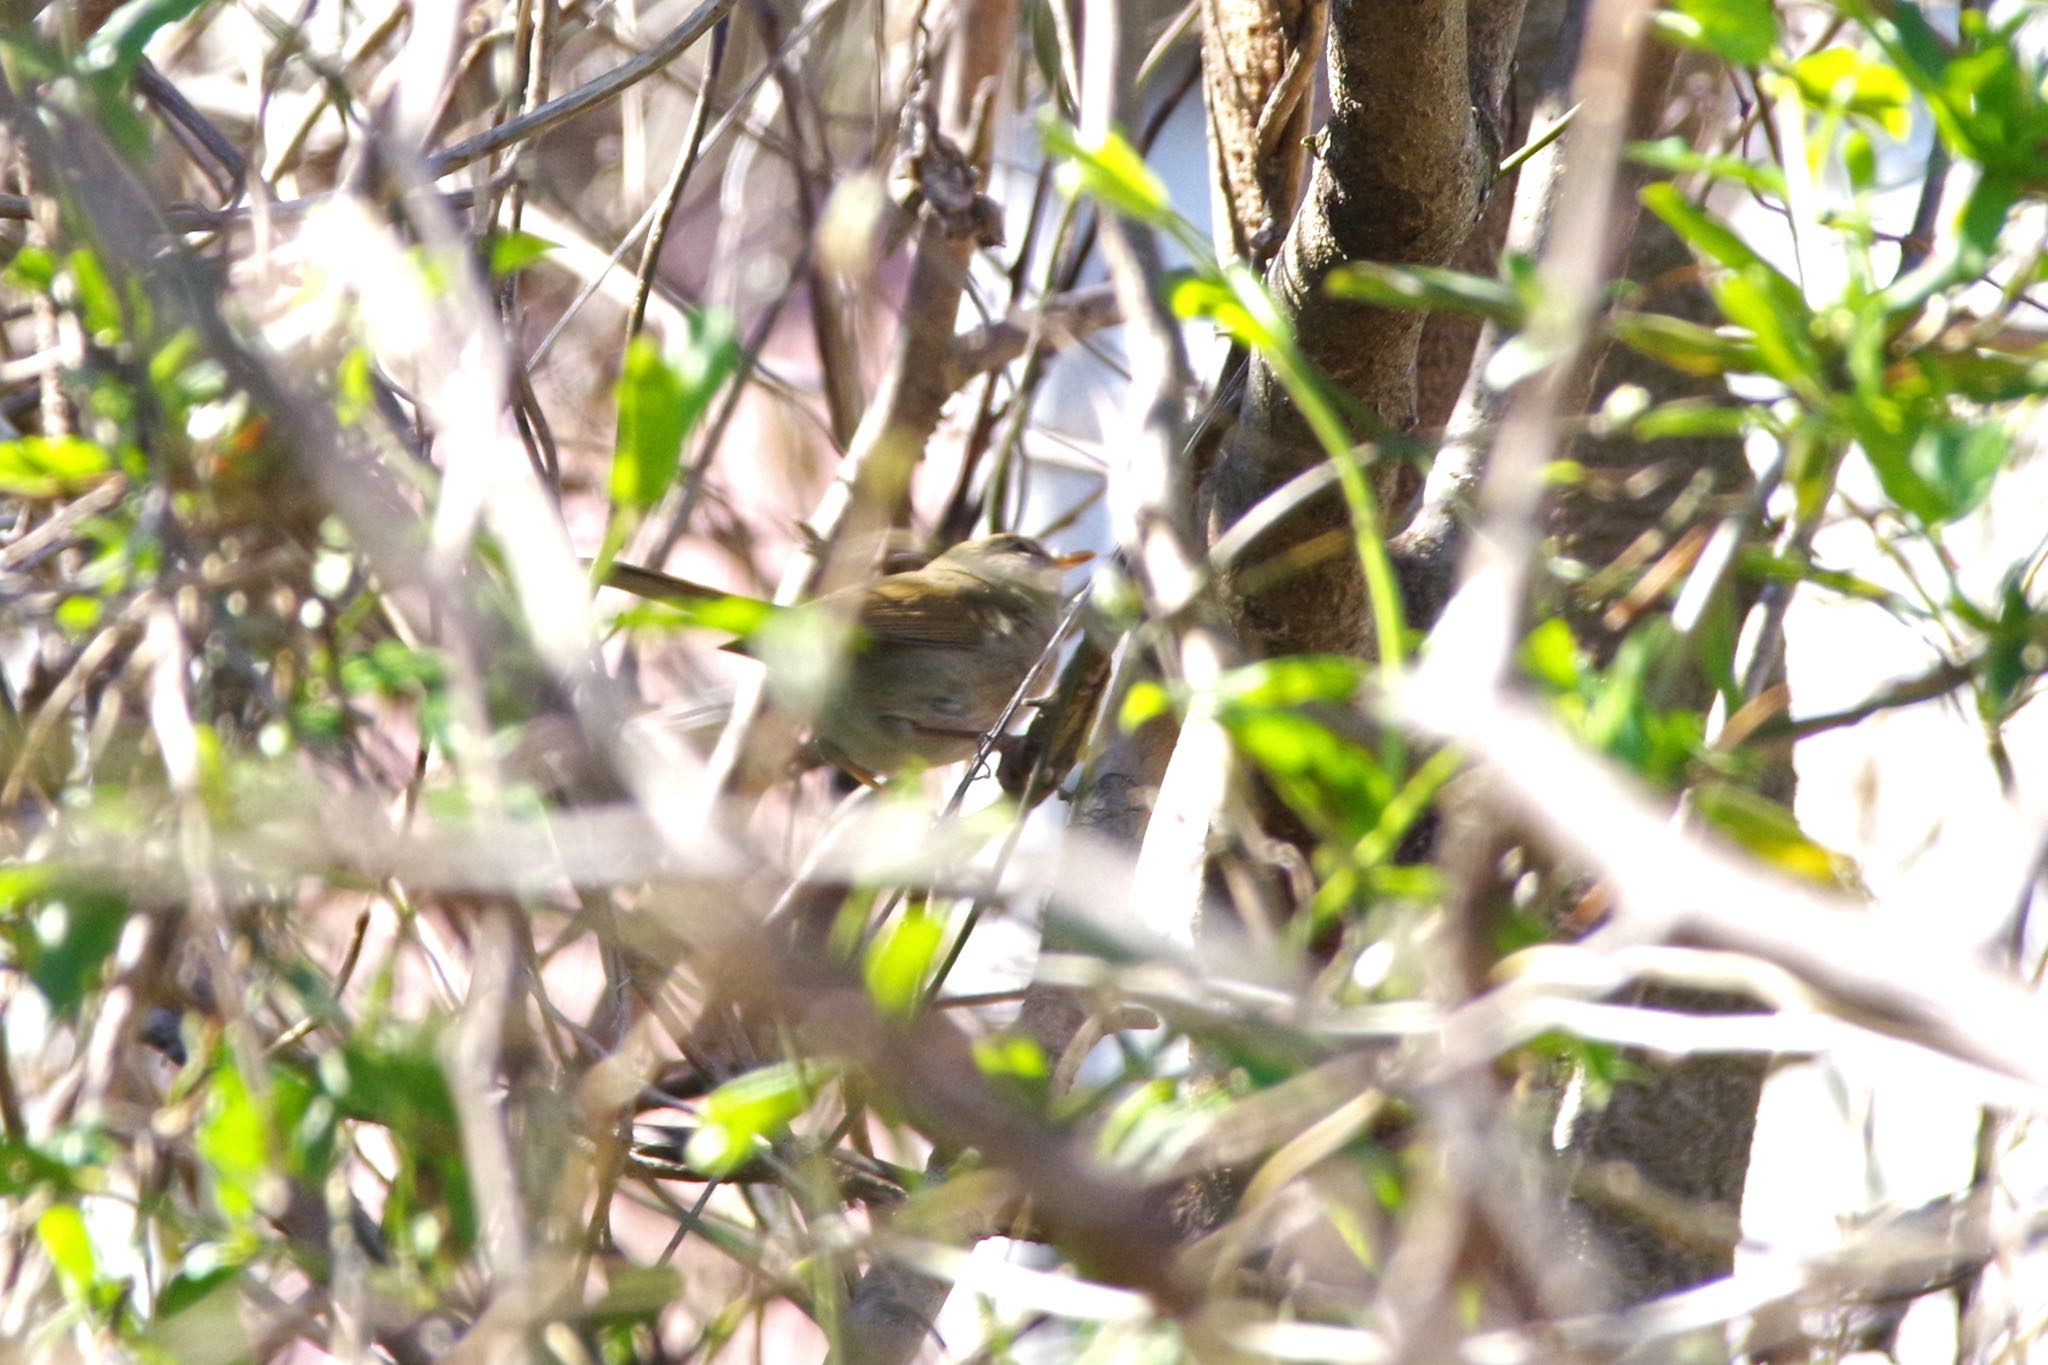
[1198,0,1773,1307]
[1202,0,1524,660]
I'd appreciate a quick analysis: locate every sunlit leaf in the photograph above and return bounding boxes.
[1171,264,1296,360]
[36,1205,95,1301]
[1693,781,1858,886]
[603,577,780,640]
[1520,619,1583,692]
[82,0,209,76]
[0,437,114,498]
[1787,46,1912,137]
[1325,262,1525,325]
[864,906,947,1017]
[1627,399,1750,441]
[1656,0,1777,66]
[1041,116,1171,225]
[612,338,690,513]
[1608,312,1762,378]
[327,1038,462,1147]
[1218,655,1369,709]
[1711,269,1821,390]
[611,314,738,514]
[5,245,55,291]
[66,249,126,345]
[1639,184,1779,277]
[686,1061,832,1177]
[1119,678,1177,731]
[973,1034,1049,1084]
[197,1065,275,1224]
[485,230,557,278]
[1627,139,1786,197]
[54,596,104,635]
[1224,710,1394,842]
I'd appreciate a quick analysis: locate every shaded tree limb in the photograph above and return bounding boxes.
[1205,0,1525,660]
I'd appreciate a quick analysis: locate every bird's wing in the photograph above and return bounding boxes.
[851,573,1009,649]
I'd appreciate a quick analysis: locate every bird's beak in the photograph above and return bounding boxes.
[1052,550,1095,570]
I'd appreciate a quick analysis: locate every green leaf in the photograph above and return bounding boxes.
[485,230,557,278]
[0,437,114,498]
[1627,399,1750,441]
[610,315,737,514]
[1170,264,1297,361]
[1520,619,1583,692]
[1639,184,1776,277]
[1711,269,1821,390]
[36,1205,96,1301]
[973,1034,1049,1084]
[1325,262,1526,325]
[1627,139,1787,197]
[1906,420,2008,524]
[1924,347,2048,406]
[1787,46,1912,137]
[82,0,209,76]
[335,346,376,426]
[1217,655,1369,709]
[1224,710,1393,842]
[863,906,946,1018]
[327,1038,462,1149]
[1842,129,1878,191]
[1096,1077,1177,1162]
[340,639,446,697]
[1657,0,1777,66]
[1693,781,1856,886]
[613,338,689,513]
[610,590,779,640]
[686,1061,831,1177]
[54,596,104,635]
[149,329,224,411]
[65,249,125,345]
[0,1137,86,1197]
[156,1254,240,1318]
[1486,332,1569,390]
[1738,547,1914,611]
[1873,8,2048,188]
[1952,175,2018,276]
[1521,1031,1642,1108]
[197,1065,274,1224]
[1041,115,1171,225]
[1118,678,1175,731]
[1533,621,1705,788]
[1027,0,1075,116]
[1608,311,1763,378]
[0,868,129,1014]
[1885,0,1953,91]
[5,246,56,292]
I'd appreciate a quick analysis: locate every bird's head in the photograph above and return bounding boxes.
[931,533,1093,596]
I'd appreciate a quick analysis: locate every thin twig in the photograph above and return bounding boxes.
[625,18,728,340]
[427,0,738,177]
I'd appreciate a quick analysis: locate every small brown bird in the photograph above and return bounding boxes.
[607,534,1090,781]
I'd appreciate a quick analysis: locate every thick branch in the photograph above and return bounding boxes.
[1205,0,1524,658]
